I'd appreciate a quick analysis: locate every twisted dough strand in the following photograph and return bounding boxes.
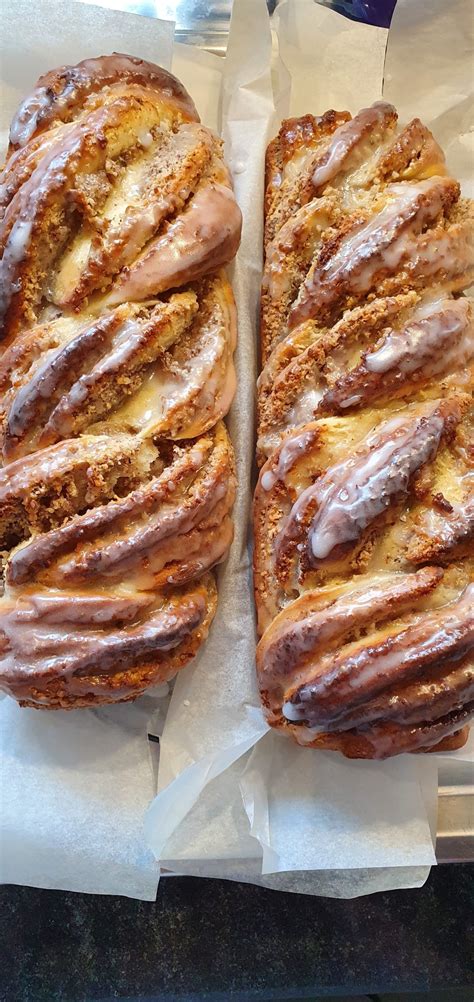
[0,54,241,708]
[255,103,473,758]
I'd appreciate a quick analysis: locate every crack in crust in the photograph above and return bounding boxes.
[256,101,474,757]
[0,56,240,709]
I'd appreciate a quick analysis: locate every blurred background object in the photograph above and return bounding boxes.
[317,0,397,27]
[77,1,272,53]
[77,1,395,52]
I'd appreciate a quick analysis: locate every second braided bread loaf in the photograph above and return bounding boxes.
[255,102,473,758]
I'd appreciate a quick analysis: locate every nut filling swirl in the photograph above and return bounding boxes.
[255,102,474,758]
[0,55,241,709]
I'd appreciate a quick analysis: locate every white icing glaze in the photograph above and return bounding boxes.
[106,182,241,304]
[138,129,154,149]
[338,393,362,409]
[17,590,153,624]
[410,223,474,282]
[264,198,332,301]
[333,585,473,700]
[9,88,53,147]
[312,102,394,190]
[329,180,446,296]
[284,583,474,726]
[0,219,33,317]
[282,699,303,721]
[286,386,324,428]
[281,403,446,562]
[260,428,317,492]
[1,97,159,326]
[309,410,444,560]
[261,470,276,491]
[159,516,233,586]
[287,722,329,741]
[266,569,440,685]
[115,327,225,436]
[7,441,211,578]
[292,177,453,326]
[206,360,236,427]
[365,297,472,375]
[8,55,198,152]
[410,495,474,559]
[89,319,143,378]
[47,318,143,426]
[282,146,315,183]
[0,434,136,498]
[0,591,205,683]
[53,123,216,305]
[52,464,228,585]
[113,285,235,438]
[4,218,33,262]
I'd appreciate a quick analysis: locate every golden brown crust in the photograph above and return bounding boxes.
[264,110,352,244]
[257,294,473,463]
[0,422,235,707]
[0,433,158,547]
[8,53,199,153]
[6,422,235,588]
[256,565,473,757]
[256,102,474,758]
[5,577,217,709]
[0,56,240,709]
[0,273,237,459]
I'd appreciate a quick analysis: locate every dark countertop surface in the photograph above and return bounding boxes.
[1,863,473,1001]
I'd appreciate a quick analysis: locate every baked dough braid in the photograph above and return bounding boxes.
[255,102,473,757]
[0,54,241,708]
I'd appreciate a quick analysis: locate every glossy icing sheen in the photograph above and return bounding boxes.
[9,54,199,148]
[284,584,474,727]
[256,100,473,758]
[311,101,395,190]
[279,403,449,564]
[52,123,217,306]
[0,433,147,498]
[289,177,455,327]
[107,183,242,304]
[0,96,147,331]
[0,55,239,707]
[365,297,472,375]
[0,589,206,684]
[262,567,442,682]
[260,427,319,492]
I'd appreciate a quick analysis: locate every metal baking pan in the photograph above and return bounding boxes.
[94,0,473,864]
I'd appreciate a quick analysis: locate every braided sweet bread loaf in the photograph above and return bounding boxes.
[0,55,241,708]
[255,103,473,758]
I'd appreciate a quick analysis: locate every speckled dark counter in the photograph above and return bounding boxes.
[1,864,473,1001]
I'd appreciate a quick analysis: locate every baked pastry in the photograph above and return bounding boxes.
[0,55,241,708]
[255,102,473,758]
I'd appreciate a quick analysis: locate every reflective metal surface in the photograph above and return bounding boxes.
[80,1,276,53]
[437,785,474,863]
